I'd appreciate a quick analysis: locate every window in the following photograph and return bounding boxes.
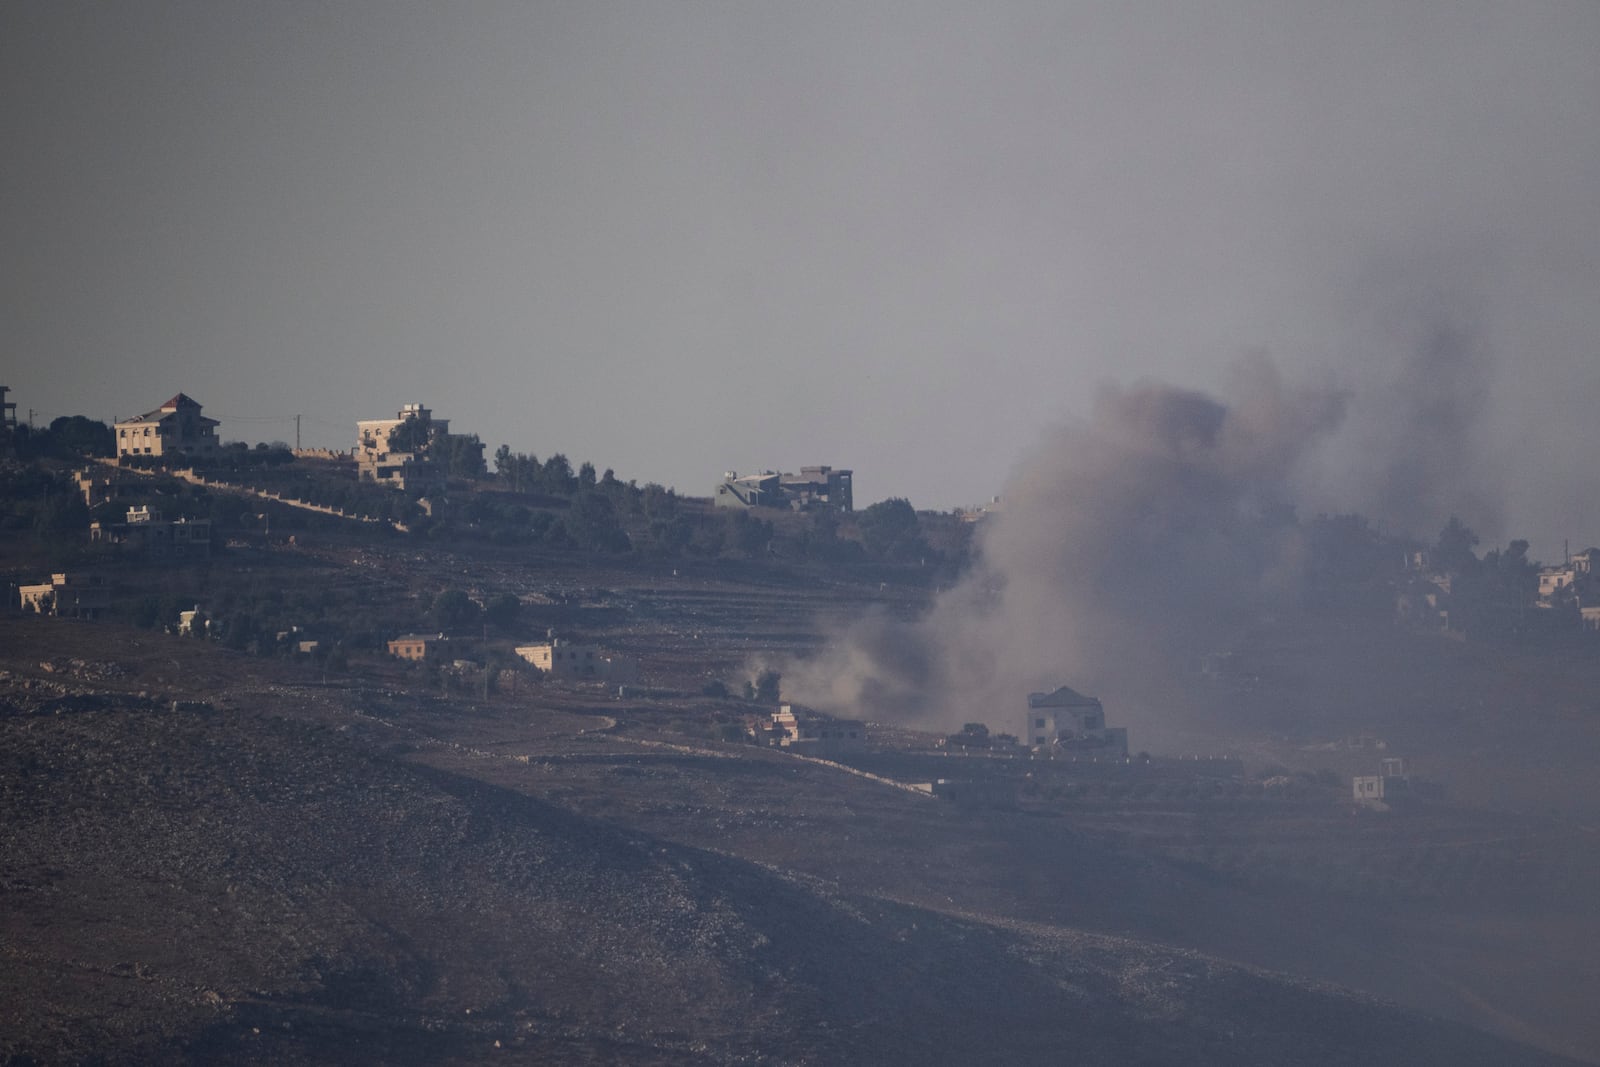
[1035,717,1045,729]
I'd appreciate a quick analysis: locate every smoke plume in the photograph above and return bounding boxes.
[786,353,1348,730]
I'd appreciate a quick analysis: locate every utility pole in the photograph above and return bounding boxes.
[295,414,301,451]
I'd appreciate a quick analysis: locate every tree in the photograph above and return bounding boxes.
[730,511,773,557]
[1434,516,1480,574]
[46,415,114,457]
[388,417,432,455]
[543,453,575,496]
[441,434,487,479]
[857,497,929,563]
[484,592,521,629]
[578,461,597,489]
[565,491,632,552]
[430,588,480,631]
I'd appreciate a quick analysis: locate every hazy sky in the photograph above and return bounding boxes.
[4,2,1597,556]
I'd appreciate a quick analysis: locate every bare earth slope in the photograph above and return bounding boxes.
[0,620,1585,1065]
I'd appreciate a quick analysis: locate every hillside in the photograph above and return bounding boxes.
[2,607,1598,1064]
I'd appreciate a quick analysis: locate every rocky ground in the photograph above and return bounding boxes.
[2,615,1597,1065]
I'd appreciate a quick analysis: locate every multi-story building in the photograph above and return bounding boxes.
[714,465,853,512]
[18,573,110,618]
[115,393,221,460]
[356,402,482,490]
[767,703,867,753]
[0,385,16,439]
[90,506,212,558]
[1025,686,1128,757]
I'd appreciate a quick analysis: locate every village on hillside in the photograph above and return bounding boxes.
[4,382,1600,815]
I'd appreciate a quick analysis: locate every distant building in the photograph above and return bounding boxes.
[715,471,781,509]
[514,638,640,683]
[768,703,867,753]
[91,505,212,559]
[388,633,448,661]
[1025,686,1128,757]
[74,467,116,507]
[115,393,221,460]
[18,573,110,618]
[0,385,16,438]
[714,465,853,512]
[1353,756,1413,808]
[356,402,482,491]
[1352,775,1385,803]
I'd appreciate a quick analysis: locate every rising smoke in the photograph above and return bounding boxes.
[785,353,1354,730]
[793,272,1532,743]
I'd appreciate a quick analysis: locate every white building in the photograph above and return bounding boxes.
[1025,685,1128,757]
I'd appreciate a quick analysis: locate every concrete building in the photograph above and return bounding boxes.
[115,393,221,460]
[714,465,853,512]
[18,573,110,618]
[388,633,447,661]
[74,467,116,507]
[769,703,867,753]
[357,402,482,491]
[514,638,640,683]
[91,505,212,559]
[714,471,781,509]
[1025,685,1128,757]
[0,385,16,438]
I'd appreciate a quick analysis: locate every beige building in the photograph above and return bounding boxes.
[514,638,640,683]
[357,402,481,490]
[115,393,221,460]
[91,505,211,558]
[18,573,110,618]
[388,633,447,661]
[768,704,867,753]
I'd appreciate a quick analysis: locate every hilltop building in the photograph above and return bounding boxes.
[1025,686,1128,757]
[356,402,482,491]
[115,393,221,460]
[0,385,16,439]
[714,466,853,512]
[1537,548,1600,602]
[18,573,110,618]
[514,638,640,683]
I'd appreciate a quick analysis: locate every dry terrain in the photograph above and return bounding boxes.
[3,534,1599,1064]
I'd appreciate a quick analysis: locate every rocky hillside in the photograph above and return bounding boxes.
[0,627,1584,1065]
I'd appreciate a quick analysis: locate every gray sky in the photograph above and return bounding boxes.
[4,2,1597,557]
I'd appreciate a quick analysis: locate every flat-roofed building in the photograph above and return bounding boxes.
[18,573,110,618]
[515,638,640,683]
[388,633,447,661]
